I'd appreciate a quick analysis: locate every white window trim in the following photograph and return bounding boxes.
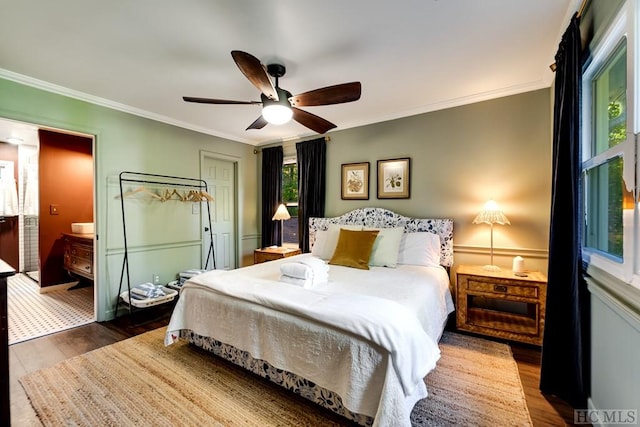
[582,0,639,288]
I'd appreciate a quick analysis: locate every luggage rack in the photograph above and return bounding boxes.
[115,171,216,317]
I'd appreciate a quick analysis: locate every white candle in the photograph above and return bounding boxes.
[512,256,525,273]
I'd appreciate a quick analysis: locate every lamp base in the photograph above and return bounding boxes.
[482,264,502,272]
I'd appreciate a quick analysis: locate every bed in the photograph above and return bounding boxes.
[165,207,454,427]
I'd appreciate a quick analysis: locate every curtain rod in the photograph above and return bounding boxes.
[577,0,588,17]
[253,135,331,154]
[549,0,588,72]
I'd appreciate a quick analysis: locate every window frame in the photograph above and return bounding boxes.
[281,156,299,247]
[581,0,639,288]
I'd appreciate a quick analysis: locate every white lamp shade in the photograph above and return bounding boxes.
[262,104,293,125]
[472,200,510,225]
[272,204,291,221]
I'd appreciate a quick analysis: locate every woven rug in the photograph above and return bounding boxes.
[20,328,532,426]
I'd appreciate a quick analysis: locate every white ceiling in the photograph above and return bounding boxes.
[0,0,577,147]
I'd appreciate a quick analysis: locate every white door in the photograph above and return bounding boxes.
[201,156,236,270]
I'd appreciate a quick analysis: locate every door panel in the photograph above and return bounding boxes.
[201,156,236,270]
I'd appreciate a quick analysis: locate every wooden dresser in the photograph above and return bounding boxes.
[63,233,94,281]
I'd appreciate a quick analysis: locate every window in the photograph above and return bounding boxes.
[582,2,637,285]
[281,158,299,246]
[583,40,627,260]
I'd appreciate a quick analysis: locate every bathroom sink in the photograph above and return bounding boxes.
[71,222,94,234]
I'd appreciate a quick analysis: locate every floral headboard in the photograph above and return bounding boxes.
[309,207,454,267]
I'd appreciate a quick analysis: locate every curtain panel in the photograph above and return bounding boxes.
[261,146,283,247]
[539,13,590,409]
[296,138,326,252]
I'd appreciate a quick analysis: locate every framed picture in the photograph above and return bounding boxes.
[377,157,410,199]
[341,162,370,200]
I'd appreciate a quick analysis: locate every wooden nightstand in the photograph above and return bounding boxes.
[455,264,547,346]
[254,247,302,264]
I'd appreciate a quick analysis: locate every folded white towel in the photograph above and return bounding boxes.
[280,255,329,288]
[280,275,313,288]
[296,255,329,272]
[280,262,313,280]
[280,257,329,280]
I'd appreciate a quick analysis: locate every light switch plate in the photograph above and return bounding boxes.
[50,204,59,215]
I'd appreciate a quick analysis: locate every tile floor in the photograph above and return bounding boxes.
[7,274,94,345]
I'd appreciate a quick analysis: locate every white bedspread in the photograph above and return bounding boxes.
[165,254,454,427]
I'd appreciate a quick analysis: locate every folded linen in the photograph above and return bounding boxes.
[279,270,328,287]
[280,257,329,280]
[280,275,317,288]
[280,257,329,288]
[295,255,330,271]
[280,263,313,280]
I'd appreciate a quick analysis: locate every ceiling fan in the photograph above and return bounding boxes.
[183,50,362,134]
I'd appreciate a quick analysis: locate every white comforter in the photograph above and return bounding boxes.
[165,254,454,427]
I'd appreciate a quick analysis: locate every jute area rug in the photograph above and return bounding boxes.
[20,328,532,426]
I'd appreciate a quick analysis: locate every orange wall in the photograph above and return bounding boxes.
[38,129,93,287]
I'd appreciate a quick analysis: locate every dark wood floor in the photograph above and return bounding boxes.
[9,306,578,426]
[510,343,579,426]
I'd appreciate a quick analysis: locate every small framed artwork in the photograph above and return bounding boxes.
[341,162,370,200]
[377,157,410,199]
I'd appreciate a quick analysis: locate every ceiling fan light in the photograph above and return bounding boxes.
[262,104,293,125]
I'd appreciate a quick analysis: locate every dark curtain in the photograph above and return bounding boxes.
[540,13,590,409]
[296,138,326,252]
[261,146,283,248]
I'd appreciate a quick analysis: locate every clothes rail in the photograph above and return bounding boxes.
[115,171,216,317]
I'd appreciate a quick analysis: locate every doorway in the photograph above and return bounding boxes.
[200,153,237,270]
[0,117,96,343]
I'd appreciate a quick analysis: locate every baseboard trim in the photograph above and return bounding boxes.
[39,280,80,294]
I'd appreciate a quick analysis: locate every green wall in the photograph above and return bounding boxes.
[0,77,257,321]
[267,88,552,273]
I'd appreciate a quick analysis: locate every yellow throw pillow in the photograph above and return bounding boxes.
[311,224,363,260]
[329,229,380,270]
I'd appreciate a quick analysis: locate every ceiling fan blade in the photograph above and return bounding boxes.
[246,115,268,130]
[289,82,361,107]
[292,107,337,134]
[183,96,261,105]
[231,50,279,101]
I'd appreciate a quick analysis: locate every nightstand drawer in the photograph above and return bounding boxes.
[466,278,538,298]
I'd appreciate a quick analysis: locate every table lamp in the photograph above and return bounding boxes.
[473,200,510,271]
[272,204,291,246]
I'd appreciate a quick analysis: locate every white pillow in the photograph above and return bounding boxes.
[397,232,441,266]
[311,224,363,260]
[364,227,404,267]
[311,230,330,258]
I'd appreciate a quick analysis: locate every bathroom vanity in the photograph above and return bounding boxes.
[62,233,94,281]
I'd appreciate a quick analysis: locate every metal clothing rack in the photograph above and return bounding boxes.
[115,171,216,317]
